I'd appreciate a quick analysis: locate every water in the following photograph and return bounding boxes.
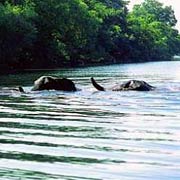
[0,61,180,180]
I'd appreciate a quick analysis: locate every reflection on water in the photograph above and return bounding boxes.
[0,61,180,180]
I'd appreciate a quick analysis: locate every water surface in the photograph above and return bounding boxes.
[0,61,180,180]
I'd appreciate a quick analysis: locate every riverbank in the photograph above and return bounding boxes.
[0,58,178,75]
[1,0,180,76]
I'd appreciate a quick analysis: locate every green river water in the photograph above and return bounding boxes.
[0,61,180,180]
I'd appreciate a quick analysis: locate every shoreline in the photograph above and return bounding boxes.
[0,59,178,75]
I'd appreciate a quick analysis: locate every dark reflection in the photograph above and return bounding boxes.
[0,139,129,157]
[0,139,139,153]
[0,152,125,164]
[0,122,105,133]
[0,168,100,180]
[0,99,127,120]
[0,96,28,102]
[0,139,59,147]
[0,168,60,180]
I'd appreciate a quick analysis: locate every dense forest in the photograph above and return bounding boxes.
[0,0,180,71]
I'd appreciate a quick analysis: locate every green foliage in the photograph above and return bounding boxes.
[0,1,37,69]
[141,0,177,27]
[127,0,180,61]
[30,0,104,66]
[0,0,180,71]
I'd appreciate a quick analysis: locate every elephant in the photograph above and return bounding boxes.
[31,76,77,91]
[0,86,25,93]
[91,77,155,91]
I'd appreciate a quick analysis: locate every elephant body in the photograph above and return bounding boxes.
[31,76,77,91]
[91,77,155,91]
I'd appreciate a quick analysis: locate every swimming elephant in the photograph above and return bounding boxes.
[31,76,77,91]
[0,86,25,93]
[91,77,155,91]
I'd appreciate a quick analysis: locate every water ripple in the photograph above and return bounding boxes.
[0,62,180,179]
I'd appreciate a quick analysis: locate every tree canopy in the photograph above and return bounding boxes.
[127,0,180,61]
[0,0,180,71]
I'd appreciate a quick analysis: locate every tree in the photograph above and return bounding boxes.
[0,0,180,71]
[83,0,129,63]
[127,0,180,61]
[0,1,37,70]
[31,0,101,67]
[135,0,177,27]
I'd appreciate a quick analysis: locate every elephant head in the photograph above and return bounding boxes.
[91,77,155,91]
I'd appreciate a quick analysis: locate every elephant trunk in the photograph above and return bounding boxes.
[18,86,25,93]
[91,77,105,91]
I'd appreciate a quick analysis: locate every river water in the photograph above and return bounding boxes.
[0,61,180,180]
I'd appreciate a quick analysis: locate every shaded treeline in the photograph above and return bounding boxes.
[0,0,180,71]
